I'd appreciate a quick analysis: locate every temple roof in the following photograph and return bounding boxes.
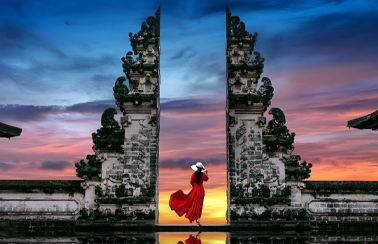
[0,122,22,138]
[347,109,378,130]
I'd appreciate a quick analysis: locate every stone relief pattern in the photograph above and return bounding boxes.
[75,154,102,181]
[107,165,124,182]
[78,8,160,221]
[122,126,152,197]
[263,108,312,181]
[113,7,160,200]
[226,8,305,221]
[121,50,159,94]
[76,108,124,182]
[231,119,282,198]
[113,8,160,110]
[93,121,154,199]
[226,8,277,200]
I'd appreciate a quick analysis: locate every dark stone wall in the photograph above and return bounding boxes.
[304,181,378,192]
[0,180,85,194]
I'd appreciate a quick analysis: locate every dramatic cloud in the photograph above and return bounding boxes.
[161,97,225,115]
[0,100,116,123]
[160,156,225,169]
[39,160,72,170]
[160,0,328,19]
[67,100,117,113]
[0,104,60,122]
[169,46,197,62]
[295,11,378,57]
[0,162,16,170]
[0,22,66,58]
[161,98,211,110]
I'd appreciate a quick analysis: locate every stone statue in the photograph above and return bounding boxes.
[101,108,120,129]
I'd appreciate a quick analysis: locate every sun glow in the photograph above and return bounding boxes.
[159,187,227,224]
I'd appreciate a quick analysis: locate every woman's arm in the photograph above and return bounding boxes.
[190,173,195,186]
[204,169,209,181]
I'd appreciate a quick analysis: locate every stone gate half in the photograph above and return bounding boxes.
[225,7,378,227]
[226,7,311,224]
[75,7,161,224]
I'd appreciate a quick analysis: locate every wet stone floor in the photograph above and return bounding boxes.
[1,230,378,243]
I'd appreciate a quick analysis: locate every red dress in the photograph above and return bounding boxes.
[177,235,202,244]
[169,172,209,223]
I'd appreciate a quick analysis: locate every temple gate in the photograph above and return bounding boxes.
[1,7,378,231]
[225,8,312,224]
[75,7,160,224]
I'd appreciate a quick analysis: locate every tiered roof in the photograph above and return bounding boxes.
[0,122,22,138]
[347,110,378,130]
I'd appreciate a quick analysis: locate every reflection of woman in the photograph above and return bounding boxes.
[169,162,209,225]
[177,234,202,244]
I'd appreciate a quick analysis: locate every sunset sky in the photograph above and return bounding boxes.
[1,0,378,224]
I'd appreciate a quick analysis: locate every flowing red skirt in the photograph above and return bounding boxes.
[169,184,205,223]
[177,235,202,244]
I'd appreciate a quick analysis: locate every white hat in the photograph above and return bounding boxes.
[191,162,206,173]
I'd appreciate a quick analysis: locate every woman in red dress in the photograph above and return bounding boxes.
[169,162,209,225]
[177,234,202,244]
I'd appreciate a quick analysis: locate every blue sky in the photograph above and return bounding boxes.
[2,0,377,106]
[1,0,378,184]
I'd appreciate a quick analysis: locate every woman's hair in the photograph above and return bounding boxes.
[194,169,203,184]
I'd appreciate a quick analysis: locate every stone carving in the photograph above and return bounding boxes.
[308,200,378,215]
[129,8,160,52]
[263,108,295,153]
[227,53,265,80]
[268,107,286,126]
[121,125,155,198]
[226,7,277,204]
[114,9,160,113]
[121,52,158,80]
[226,7,258,48]
[106,165,124,182]
[86,7,160,222]
[231,206,308,221]
[75,154,101,180]
[284,155,312,180]
[263,107,311,181]
[101,108,119,128]
[228,82,273,107]
[0,199,79,214]
[113,76,129,112]
[92,108,124,152]
[226,7,310,224]
[258,77,274,103]
[113,76,129,96]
